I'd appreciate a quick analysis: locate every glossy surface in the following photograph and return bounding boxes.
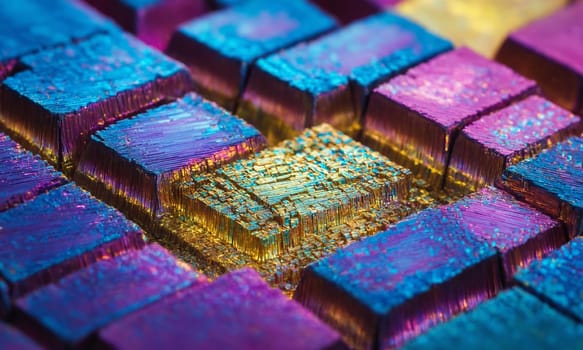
[447,95,581,191]
[364,47,536,188]
[99,268,344,349]
[76,92,265,221]
[0,33,191,171]
[516,237,583,322]
[500,137,583,238]
[0,133,67,212]
[0,183,145,299]
[238,12,451,142]
[403,288,583,350]
[295,206,500,349]
[15,244,206,346]
[168,0,337,109]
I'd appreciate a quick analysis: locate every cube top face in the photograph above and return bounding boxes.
[504,137,583,210]
[16,244,204,344]
[515,237,583,320]
[462,95,580,157]
[0,133,66,211]
[0,0,113,63]
[178,0,337,63]
[445,186,558,253]
[100,268,342,350]
[0,183,141,283]
[6,33,186,116]
[402,288,583,350]
[177,124,411,260]
[309,206,495,314]
[92,93,264,176]
[374,47,537,129]
[510,2,583,76]
[256,12,452,95]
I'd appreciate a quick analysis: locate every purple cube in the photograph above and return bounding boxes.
[167,0,337,110]
[443,186,566,280]
[0,183,146,305]
[446,95,581,191]
[0,133,67,212]
[0,33,192,173]
[98,268,345,349]
[496,2,583,115]
[84,0,208,50]
[238,12,451,143]
[14,244,206,347]
[364,47,537,189]
[295,207,500,349]
[75,92,265,223]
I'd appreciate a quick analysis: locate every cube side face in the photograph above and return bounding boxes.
[296,207,500,349]
[168,32,244,111]
[2,34,193,173]
[496,3,583,113]
[14,244,204,346]
[364,92,448,189]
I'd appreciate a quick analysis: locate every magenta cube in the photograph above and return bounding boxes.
[364,47,537,189]
[446,95,581,191]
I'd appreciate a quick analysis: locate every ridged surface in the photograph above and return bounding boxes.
[402,288,583,350]
[364,47,537,186]
[0,183,145,298]
[500,137,583,237]
[0,133,67,212]
[15,244,206,345]
[99,268,343,349]
[256,12,451,95]
[76,92,265,218]
[171,124,411,261]
[443,186,565,279]
[0,32,192,168]
[396,0,567,57]
[447,96,581,190]
[0,323,42,350]
[516,237,583,322]
[295,205,500,349]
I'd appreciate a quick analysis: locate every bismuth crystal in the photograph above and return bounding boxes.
[168,0,337,110]
[499,137,583,238]
[98,268,345,349]
[0,33,192,173]
[0,132,67,212]
[446,95,581,192]
[295,206,500,349]
[168,124,411,261]
[14,244,206,347]
[75,92,265,224]
[363,47,537,189]
[238,12,451,142]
